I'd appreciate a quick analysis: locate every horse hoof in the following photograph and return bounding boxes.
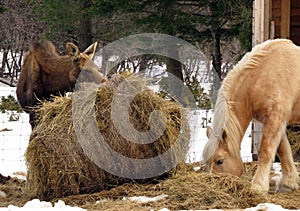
[275,176,299,193]
[276,183,299,193]
[251,183,268,193]
[276,186,293,193]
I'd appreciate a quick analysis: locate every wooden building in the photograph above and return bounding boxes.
[252,0,300,160]
[253,0,300,45]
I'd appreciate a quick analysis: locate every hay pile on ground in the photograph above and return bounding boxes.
[58,163,300,211]
[25,74,190,200]
[1,162,299,210]
[287,124,300,161]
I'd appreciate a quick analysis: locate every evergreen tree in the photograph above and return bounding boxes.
[177,0,253,80]
[0,95,23,113]
[29,0,252,81]
[0,3,5,13]
[92,0,253,80]
[30,0,94,49]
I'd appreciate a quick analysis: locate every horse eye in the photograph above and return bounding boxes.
[216,159,224,165]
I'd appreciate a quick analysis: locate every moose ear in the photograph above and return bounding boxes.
[83,42,97,59]
[206,126,212,138]
[66,42,80,61]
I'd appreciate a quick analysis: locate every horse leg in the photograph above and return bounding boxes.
[275,133,299,192]
[251,118,285,192]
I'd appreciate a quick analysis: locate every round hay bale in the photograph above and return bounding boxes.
[287,124,300,161]
[25,74,190,200]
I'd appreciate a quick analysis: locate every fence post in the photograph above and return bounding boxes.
[251,120,263,161]
[251,0,270,161]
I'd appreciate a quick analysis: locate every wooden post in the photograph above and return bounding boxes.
[251,0,271,161]
[251,120,263,161]
[253,0,270,45]
[281,0,290,38]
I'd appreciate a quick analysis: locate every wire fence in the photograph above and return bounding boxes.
[0,86,252,176]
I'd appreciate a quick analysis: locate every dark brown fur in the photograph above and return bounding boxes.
[16,40,106,127]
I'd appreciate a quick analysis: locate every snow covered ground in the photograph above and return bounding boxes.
[0,85,298,211]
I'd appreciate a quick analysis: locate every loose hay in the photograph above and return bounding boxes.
[287,124,300,161]
[25,74,190,200]
[59,169,272,210]
[1,162,299,210]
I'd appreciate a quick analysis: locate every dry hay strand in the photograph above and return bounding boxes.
[0,177,27,207]
[287,124,300,161]
[59,170,268,211]
[25,74,190,201]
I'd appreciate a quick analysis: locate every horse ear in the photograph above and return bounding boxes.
[66,42,80,61]
[206,126,212,138]
[83,42,97,59]
[222,130,227,140]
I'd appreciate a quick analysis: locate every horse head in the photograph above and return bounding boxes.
[205,126,243,176]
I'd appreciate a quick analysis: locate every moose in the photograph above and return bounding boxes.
[16,40,106,128]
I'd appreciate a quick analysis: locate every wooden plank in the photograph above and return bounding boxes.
[252,0,271,161]
[291,16,300,25]
[253,0,262,45]
[272,0,281,8]
[272,8,281,17]
[270,21,275,38]
[291,9,300,16]
[263,0,271,40]
[281,0,290,38]
[252,120,264,161]
[291,26,300,35]
[291,0,300,7]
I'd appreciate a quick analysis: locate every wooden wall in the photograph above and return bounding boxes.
[271,0,300,45]
[252,0,300,160]
[290,0,300,45]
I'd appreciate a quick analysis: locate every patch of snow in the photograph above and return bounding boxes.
[126,194,168,203]
[245,203,299,211]
[271,163,282,183]
[0,199,87,211]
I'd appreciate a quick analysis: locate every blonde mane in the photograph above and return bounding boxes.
[203,39,293,163]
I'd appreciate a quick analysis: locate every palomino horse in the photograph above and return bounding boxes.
[16,40,106,127]
[204,39,299,193]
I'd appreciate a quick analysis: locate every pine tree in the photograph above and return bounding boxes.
[0,95,23,113]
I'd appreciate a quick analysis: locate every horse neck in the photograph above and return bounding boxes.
[225,77,252,146]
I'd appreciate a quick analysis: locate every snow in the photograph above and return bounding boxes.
[126,194,168,203]
[0,112,30,177]
[186,109,253,163]
[0,199,86,211]
[153,203,300,211]
[0,86,298,211]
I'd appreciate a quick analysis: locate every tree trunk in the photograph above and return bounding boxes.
[166,58,183,81]
[160,0,184,82]
[211,31,222,81]
[77,0,93,50]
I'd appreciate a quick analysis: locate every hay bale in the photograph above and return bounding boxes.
[287,124,300,161]
[25,74,190,200]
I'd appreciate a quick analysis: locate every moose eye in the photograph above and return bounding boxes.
[216,159,224,165]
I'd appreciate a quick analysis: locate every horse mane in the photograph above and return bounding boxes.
[203,39,293,163]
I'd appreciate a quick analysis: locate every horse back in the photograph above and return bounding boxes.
[248,40,300,123]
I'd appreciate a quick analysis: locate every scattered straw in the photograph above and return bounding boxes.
[287,124,300,161]
[58,168,277,211]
